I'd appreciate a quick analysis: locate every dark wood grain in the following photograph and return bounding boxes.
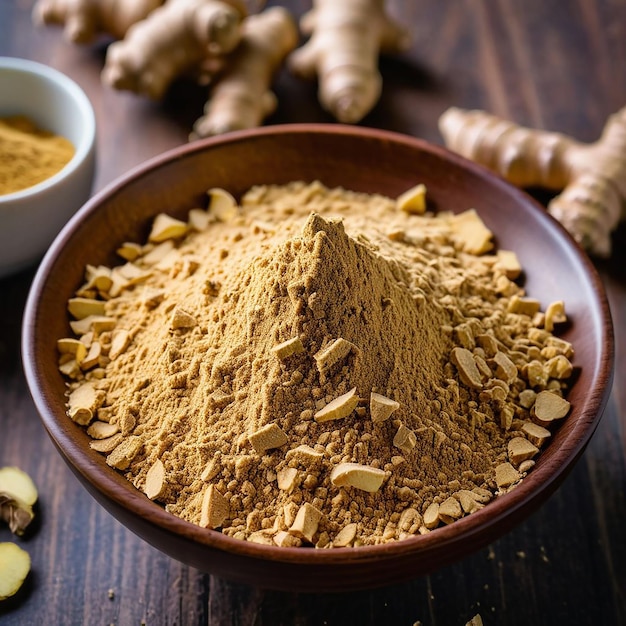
[1,0,625,624]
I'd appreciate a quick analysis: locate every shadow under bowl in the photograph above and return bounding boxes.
[22,124,614,592]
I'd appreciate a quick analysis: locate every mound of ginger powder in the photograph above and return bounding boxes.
[57,181,575,548]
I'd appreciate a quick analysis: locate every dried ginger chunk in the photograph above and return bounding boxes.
[521,422,551,448]
[438,496,462,523]
[448,209,493,254]
[396,183,427,214]
[314,388,359,422]
[495,462,520,489]
[423,502,440,529]
[289,502,322,542]
[313,338,359,375]
[507,437,539,467]
[67,382,103,426]
[207,187,238,223]
[369,392,400,423]
[450,347,483,389]
[532,390,571,426]
[393,422,417,454]
[170,307,197,330]
[68,297,106,320]
[144,459,166,501]
[333,522,358,547]
[200,484,229,529]
[248,423,288,454]
[271,337,304,360]
[149,213,187,242]
[106,436,143,470]
[330,462,387,493]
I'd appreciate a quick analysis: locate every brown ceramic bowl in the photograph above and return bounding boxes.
[22,124,613,592]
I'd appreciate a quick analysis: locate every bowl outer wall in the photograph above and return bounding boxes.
[22,124,614,592]
[0,56,97,276]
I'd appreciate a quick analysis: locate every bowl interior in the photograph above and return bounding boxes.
[22,125,613,591]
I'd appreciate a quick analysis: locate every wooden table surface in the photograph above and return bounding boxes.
[1,1,625,624]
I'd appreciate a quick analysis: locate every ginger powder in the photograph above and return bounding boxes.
[0,115,75,195]
[57,181,575,548]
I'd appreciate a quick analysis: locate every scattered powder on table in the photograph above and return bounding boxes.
[0,115,75,195]
[59,181,575,548]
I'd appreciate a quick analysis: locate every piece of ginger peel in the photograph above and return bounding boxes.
[439,106,626,257]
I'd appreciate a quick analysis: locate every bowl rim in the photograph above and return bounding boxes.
[0,56,96,203]
[22,123,615,569]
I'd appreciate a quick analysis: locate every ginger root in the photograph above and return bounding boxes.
[191,6,298,138]
[288,0,411,123]
[0,542,31,601]
[439,106,626,257]
[0,467,38,536]
[101,0,247,99]
[32,0,163,42]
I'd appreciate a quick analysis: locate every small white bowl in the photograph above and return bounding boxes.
[0,57,96,278]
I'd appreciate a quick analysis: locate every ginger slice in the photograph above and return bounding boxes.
[248,423,288,454]
[314,387,359,422]
[200,484,229,529]
[89,433,124,453]
[0,467,38,536]
[69,314,115,336]
[369,392,400,423]
[330,462,387,493]
[57,338,87,365]
[531,390,571,427]
[144,459,167,501]
[313,338,359,376]
[67,297,106,320]
[271,336,304,360]
[86,421,119,440]
[67,382,104,426]
[396,183,427,214]
[289,502,322,542]
[450,346,483,389]
[0,542,31,600]
[148,213,187,243]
